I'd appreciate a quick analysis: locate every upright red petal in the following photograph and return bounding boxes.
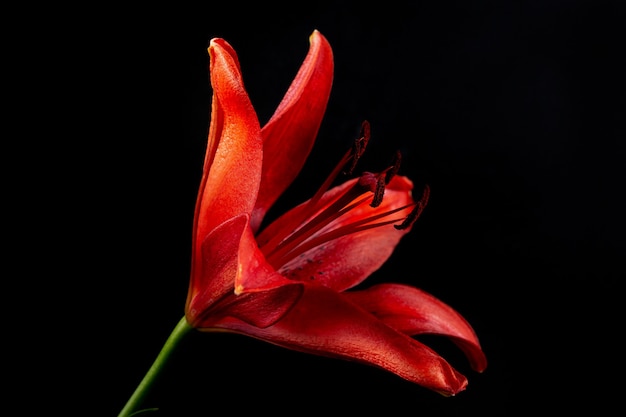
[251,30,334,232]
[195,38,263,242]
[190,38,264,293]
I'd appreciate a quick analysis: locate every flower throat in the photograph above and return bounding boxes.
[258,120,430,270]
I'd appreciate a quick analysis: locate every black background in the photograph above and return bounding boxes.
[40,1,624,416]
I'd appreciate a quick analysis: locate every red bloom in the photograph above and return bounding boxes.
[185,30,487,396]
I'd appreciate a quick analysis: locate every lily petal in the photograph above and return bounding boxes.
[197,284,304,329]
[195,38,263,242]
[260,175,415,292]
[251,30,334,232]
[211,284,468,396]
[190,38,263,300]
[235,216,298,294]
[186,215,248,327]
[344,283,488,373]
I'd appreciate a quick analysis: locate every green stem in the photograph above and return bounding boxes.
[118,316,193,417]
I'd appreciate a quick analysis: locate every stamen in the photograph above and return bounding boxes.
[264,178,376,266]
[368,150,402,208]
[261,122,375,255]
[385,150,402,184]
[371,174,386,207]
[258,121,426,273]
[272,201,417,267]
[371,151,403,207]
[394,185,430,230]
[345,120,370,175]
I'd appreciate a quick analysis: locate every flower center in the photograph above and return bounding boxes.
[257,121,429,270]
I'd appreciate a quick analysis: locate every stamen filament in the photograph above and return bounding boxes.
[259,124,370,256]
[271,203,416,268]
[258,149,352,255]
[258,121,421,272]
[264,191,372,266]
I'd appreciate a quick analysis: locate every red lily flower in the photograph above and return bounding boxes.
[184,30,487,396]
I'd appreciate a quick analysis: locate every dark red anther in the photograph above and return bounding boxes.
[394,185,430,230]
[345,120,371,175]
[355,171,385,207]
[370,174,386,207]
[385,150,402,184]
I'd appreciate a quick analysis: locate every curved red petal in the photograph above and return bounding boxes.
[210,284,468,396]
[235,217,298,295]
[344,283,488,373]
[251,30,334,232]
[194,38,263,245]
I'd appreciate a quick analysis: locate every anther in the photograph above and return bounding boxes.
[371,174,386,207]
[394,185,430,230]
[345,120,370,175]
[385,150,402,184]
